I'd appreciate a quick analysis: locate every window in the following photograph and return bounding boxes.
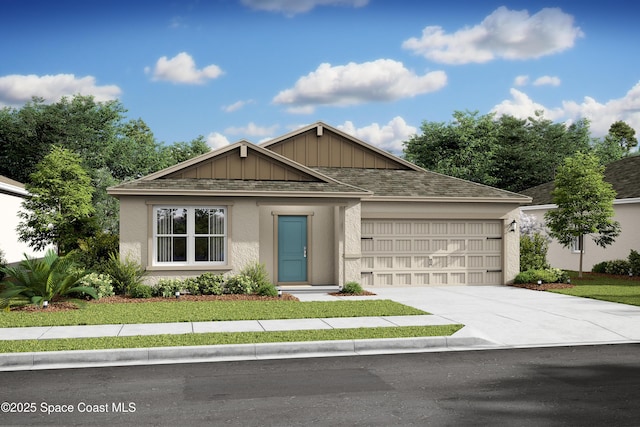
[571,235,584,253]
[154,207,226,265]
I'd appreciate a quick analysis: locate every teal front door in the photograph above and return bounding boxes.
[278,216,307,283]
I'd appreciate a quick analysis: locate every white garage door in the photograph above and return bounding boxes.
[361,219,503,286]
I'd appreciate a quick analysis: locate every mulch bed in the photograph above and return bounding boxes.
[328,291,377,296]
[509,283,574,291]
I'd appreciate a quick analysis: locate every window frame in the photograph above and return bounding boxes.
[152,206,227,267]
[571,235,584,254]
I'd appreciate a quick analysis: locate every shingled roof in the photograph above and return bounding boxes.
[314,167,530,202]
[521,155,640,205]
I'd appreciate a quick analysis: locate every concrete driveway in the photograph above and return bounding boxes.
[348,285,640,347]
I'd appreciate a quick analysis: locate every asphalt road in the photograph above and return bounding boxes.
[1,344,639,426]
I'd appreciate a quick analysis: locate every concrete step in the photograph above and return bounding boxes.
[277,285,340,294]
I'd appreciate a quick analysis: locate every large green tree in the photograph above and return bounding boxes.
[403,110,592,193]
[17,146,96,255]
[608,120,638,154]
[544,152,621,277]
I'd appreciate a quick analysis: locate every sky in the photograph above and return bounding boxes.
[2,0,640,154]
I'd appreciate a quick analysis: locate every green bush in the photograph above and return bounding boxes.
[196,272,225,295]
[225,274,254,294]
[77,273,114,299]
[129,284,153,299]
[628,250,640,276]
[514,268,568,284]
[70,232,119,273]
[592,259,631,275]
[239,262,272,289]
[0,250,97,308]
[182,277,201,296]
[103,253,145,295]
[520,232,549,271]
[341,281,364,294]
[153,278,183,298]
[255,282,278,297]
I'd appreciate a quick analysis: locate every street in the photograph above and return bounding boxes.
[1,344,639,426]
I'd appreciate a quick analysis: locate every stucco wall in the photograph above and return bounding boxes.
[0,192,50,264]
[522,201,640,272]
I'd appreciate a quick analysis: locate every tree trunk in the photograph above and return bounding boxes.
[578,235,584,278]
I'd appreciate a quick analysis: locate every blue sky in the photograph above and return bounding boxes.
[2,0,639,154]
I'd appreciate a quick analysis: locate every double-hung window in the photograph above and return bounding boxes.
[154,206,227,265]
[571,235,584,253]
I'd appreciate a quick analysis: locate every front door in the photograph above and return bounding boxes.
[278,216,308,283]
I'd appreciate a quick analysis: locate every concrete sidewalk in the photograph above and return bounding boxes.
[1,286,640,371]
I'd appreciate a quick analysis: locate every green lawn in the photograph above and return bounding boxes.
[0,299,428,328]
[549,272,640,306]
[0,325,464,353]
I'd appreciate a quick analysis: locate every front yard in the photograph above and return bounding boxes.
[548,272,640,306]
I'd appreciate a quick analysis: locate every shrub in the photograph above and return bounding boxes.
[70,232,119,273]
[520,232,549,271]
[239,262,272,289]
[153,278,183,298]
[77,273,114,299]
[341,281,364,294]
[225,274,254,294]
[255,282,278,297]
[129,284,153,298]
[182,277,201,296]
[628,250,640,276]
[103,253,145,295]
[0,250,97,308]
[592,259,631,275]
[514,268,568,284]
[196,273,225,295]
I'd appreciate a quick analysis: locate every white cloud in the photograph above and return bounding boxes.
[492,83,640,137]
[403,7,583,64]
[273,59,447,113]
[240,0,368,16]
[337,116,417,153]
[222,99,255,113]
[0,74,121,106]
[491,88,565,121]
[533,75,561,86]
[148,52,223,84]
[206,132,231,150]
[224,122,279,138]
[514,75,529,86]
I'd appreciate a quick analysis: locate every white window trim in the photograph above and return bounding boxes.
[571,235,584,254]
[152,206,227,267]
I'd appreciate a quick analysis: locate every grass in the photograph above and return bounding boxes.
[0,300,428,328]
[549,272,640,306]
[0,325,464,353]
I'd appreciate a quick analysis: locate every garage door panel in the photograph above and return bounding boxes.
[361,219,503,286]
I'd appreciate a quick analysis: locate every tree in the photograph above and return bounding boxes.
[17,146,96,255]
[544,152,621,277]
[608,120,637,154]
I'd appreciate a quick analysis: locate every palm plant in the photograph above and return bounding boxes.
[0,249,97,308]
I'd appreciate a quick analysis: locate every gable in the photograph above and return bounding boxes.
[162,144,318,182]
[262,123,413,170]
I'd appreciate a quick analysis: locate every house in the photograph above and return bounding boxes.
[0,175,49,264]
[107,122,530,288]
[520,155,640,272]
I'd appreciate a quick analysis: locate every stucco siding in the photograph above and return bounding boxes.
[523,201,640,272]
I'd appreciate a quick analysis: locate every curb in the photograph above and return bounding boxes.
[0,336,497,371]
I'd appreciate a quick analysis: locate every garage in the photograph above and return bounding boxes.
[360,219,503,286]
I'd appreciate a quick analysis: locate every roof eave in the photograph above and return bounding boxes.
[107,188,371,198]
[367,195,533,204]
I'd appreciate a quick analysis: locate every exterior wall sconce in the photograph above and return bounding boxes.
[508,220,517,233]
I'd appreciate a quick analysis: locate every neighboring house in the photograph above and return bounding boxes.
[0,175,49,264]
[107,122,530,288]
[521,155,640,272]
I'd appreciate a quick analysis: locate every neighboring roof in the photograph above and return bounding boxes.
[0,175,29,197]
[521,155,640,205]
[315,167,531,202]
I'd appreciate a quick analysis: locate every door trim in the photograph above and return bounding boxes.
[273,212,313,286]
